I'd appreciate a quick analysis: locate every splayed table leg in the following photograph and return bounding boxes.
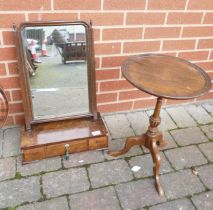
[108,97,165,196]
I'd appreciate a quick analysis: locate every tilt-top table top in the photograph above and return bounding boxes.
[122,54,211,100]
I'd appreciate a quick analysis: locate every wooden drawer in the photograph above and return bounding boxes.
[22,147,45,163]
[20,116,109,163]
[45,139,88,158]
[22,136,107,163]
[45,142,66,158]
[89,136,108,150]
[69,139,88,153]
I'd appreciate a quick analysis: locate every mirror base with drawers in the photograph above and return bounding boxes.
[21,115,108,163]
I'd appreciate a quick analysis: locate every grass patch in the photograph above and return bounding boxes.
[14,172,22,179]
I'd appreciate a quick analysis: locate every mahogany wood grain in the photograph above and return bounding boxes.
[45,139,88,158]
[89,136,108,150]
[0,87,9,128]
[22,147,45,163]
[21,116,108,163]
[122,54,211,99]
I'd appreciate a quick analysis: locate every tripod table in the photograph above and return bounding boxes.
[108,54,211,196]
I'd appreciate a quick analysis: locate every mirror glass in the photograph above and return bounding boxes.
[22,24,89,120]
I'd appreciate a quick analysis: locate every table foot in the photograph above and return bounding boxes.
[150,140,164,196]
[108,135,146,157]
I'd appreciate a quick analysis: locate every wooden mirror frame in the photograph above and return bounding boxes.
[15,21,98,131]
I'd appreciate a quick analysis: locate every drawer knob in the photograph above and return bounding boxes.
[65,144,70,160]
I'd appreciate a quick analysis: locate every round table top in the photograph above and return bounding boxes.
[122,54,211,100]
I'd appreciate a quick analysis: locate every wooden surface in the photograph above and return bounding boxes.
[122,54,211,99]
[21,116,108,163]
[21,115,107,148]
[0,87,8,128]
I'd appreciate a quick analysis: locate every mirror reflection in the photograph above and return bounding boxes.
[23,25,89,120]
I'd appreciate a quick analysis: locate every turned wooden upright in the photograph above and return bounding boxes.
[0,87,8,128]
[109,54,211,196]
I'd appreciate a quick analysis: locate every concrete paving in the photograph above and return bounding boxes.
[0,100,213,209]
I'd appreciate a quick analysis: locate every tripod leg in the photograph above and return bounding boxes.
[150,140,164,196]
[108,135,146,157]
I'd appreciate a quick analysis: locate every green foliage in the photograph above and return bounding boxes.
[7,207,15,210]
[15,172,22,179]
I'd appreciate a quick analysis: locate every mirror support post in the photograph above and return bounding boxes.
[90,20,98,121]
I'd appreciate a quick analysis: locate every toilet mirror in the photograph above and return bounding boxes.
[16,21,97,130]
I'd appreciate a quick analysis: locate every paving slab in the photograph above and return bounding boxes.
[42,167,90,198]
[161,131,178,150]
[88,159,133,188]
[16,196,69,210]
[0,141,2,158]
[126,111,149,135]
[166,107,197,128]
[149,198,195,210]
[170,127,208,146]
[0,176,40,209]
[3,127,20,157]
[196,164,213,190]
[185,104,213,124]
[63,150,105,168]
[69,187,121,210]
[198,142,213,162]
[147,109,177,131]
[202,101,213,116]
[128,152,173,178]
[192,191,213,210]
[104,138,143,160]
[164,145,207,170]
[161,169,205,199]
[17,156,62,176]
[200,124,213,140]
[116,179,166,209]
[0,157,16,182]
[143,132,177,153]
[104,114,134,139]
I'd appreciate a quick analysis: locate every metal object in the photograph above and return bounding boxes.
[65,144,70,160]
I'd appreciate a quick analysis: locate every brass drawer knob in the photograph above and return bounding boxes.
[65,144,70,160]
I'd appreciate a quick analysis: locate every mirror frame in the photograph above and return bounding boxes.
[16,21,98,130]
